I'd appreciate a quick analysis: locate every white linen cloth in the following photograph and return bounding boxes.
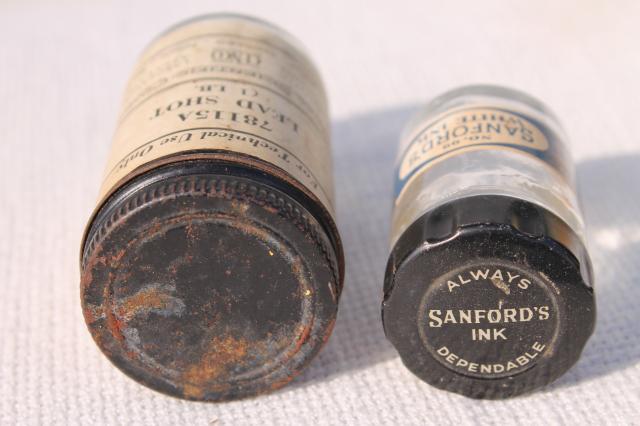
[1,0,638,424]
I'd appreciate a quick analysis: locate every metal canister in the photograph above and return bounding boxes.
[80,14,344,401]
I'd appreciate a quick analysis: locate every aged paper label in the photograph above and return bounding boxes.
[398,107,549,182]
[391,106,552,246]
[98,16,334,216]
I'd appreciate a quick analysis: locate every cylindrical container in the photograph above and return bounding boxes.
[382,85,595,399]
[80,14,344,402]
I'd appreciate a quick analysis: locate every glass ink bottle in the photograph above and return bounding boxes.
[383,85,595,398]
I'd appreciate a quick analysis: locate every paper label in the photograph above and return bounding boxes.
[98,17,335,216]
[419,262,557,379]
[390,106,557,246]
[398,107,549,184]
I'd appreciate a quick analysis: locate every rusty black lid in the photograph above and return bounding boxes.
[382,195,595,399]
[81,159,342,401]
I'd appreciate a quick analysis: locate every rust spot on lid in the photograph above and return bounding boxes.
[181,335,250,399]
[115,284,186,322]
[80,253,107,291]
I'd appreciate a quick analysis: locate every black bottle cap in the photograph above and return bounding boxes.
[81,159,343,401]
[382,195,595,399]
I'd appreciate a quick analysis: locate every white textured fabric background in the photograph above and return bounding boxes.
[1,0,639,424]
